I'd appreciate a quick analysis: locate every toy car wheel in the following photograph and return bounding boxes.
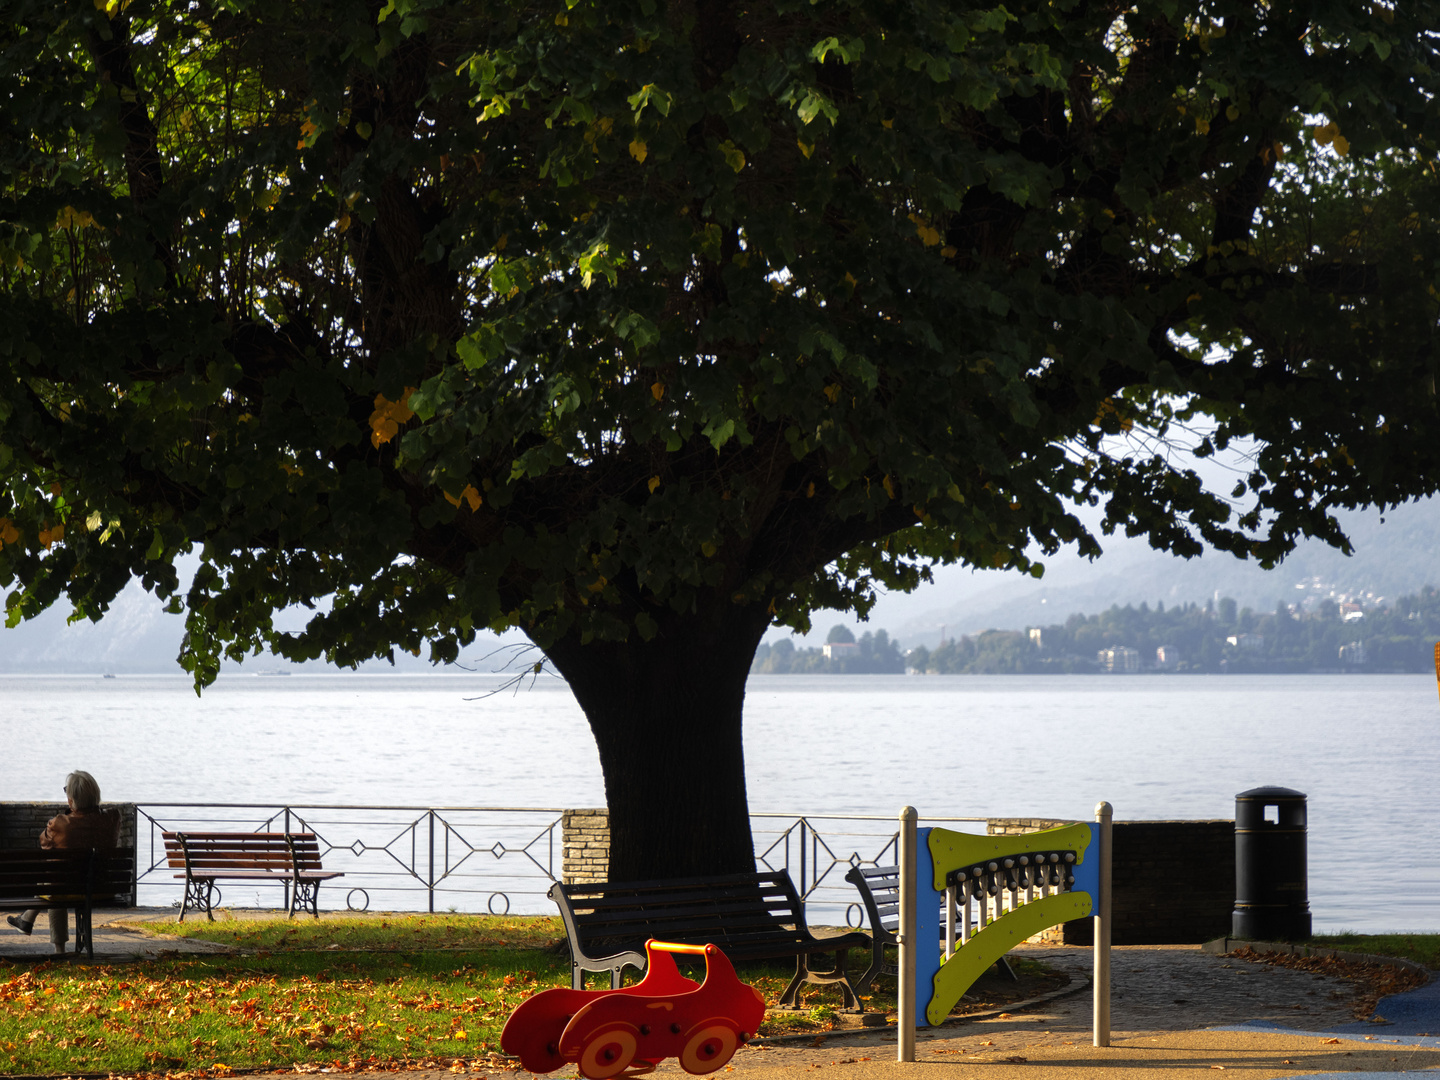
[577,1024,639,1080]
[679,1022,739,1075]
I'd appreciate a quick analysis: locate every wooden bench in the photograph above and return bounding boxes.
[549,870,872,1010]
[0,848,135,959]
[161,832,342,921]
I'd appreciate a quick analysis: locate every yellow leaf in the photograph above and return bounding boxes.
[806,482,815,498]
[369,388,417,446]
[651,381,665,401]
[1333,135,1350,156]
[797,140,814,159]
[843,272,857,287]
[1314,122,1335,145]
[55,206,96,231]
[442,485,482,511]
[882,475,895,499]
[648,476,661,493]
[1225,104,1240,121]
[554,13,567,24]
[882,119,894,129]
[629,139,648,163]
[701,541,717,557]
[371,418,399,447]
[37,523,63,549]
[0,518,20,546]
[909,213,941,246]
[337,212,351,233]
[1195,116,1210,135]
[823,384,841,403]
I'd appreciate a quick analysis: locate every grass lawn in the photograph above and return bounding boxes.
[0,914,895,1075]
[1310,933,1440,970]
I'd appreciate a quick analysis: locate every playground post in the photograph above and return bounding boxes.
[896,802,1113,1060]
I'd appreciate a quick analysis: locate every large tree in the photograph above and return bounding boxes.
[2,0,1437,878]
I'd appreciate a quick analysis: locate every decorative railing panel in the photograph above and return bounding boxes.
[135,804,566,915]
[133,804,990,921]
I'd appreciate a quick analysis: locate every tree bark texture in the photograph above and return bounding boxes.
[542,598,773,882]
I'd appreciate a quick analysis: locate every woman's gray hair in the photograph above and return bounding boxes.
[65,770,102,810]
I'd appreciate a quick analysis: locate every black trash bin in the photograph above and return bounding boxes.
[1233,786,1311,940]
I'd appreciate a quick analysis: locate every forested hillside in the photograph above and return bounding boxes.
[751,626,905,674]
[907,586,1440,675]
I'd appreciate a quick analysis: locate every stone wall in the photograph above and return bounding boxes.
[0,802,139,905]
[562,808,611,884]
[989,817,1235,945]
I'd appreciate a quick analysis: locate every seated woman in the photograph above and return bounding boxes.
[7,770,121,954]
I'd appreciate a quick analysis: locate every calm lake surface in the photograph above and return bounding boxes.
[2,672,1436,932]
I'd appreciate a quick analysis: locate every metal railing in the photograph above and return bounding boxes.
[132,803,995,922]
[135,803,566,915]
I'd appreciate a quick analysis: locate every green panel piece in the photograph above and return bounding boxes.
[927,824,1091,891]
[925,891,1093,1026]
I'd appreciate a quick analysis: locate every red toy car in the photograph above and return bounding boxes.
[501,940,767,1078]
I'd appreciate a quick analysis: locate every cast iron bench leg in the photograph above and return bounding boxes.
[180,875,214,923]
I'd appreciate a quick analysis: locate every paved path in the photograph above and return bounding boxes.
[0,906,229,961]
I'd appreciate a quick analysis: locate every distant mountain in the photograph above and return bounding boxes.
[5,497,1437,671]
[864,498,1440,650]
[0,579,187,674]
[0,557,530,675]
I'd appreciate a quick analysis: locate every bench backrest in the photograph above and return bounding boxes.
[162,832,326,873]
[846,864,900,937]
[0,848,135,901]
[552,870,809,951]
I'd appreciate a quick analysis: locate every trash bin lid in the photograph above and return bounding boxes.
[1236,785,1306,800]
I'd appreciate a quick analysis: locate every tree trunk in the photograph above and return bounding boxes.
[541,599,772,881]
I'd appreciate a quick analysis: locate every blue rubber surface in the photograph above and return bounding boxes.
[1220,970,1440,1045]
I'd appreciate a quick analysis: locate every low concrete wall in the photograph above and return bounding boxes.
[563,811,1237,945]
[990,818,1235,945]
[0,802,139,906]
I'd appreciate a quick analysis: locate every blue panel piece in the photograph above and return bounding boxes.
[914,827,940,1028]
[1069,822,1100,904]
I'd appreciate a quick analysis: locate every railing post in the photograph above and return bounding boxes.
[428,810,436,913]
[1094,801,1113,1048]
[799,818,807,898]
[897,806,917,1063]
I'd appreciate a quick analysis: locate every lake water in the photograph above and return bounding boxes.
[2,672,1437,932]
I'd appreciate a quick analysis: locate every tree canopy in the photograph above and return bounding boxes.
[2,0,1438,877]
